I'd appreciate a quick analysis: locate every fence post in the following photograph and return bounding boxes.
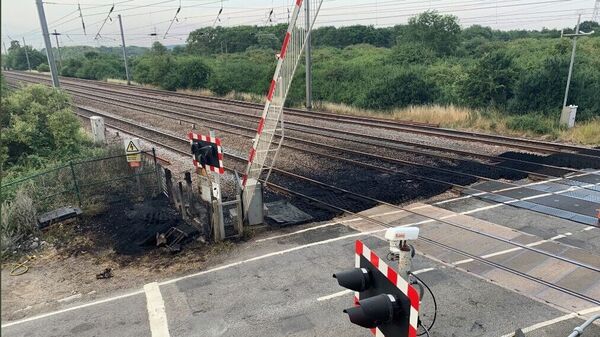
[164,168,173,200]
[69,161,82,207]
[152,148,161,196]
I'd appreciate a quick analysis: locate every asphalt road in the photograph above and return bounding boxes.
[3,222,599,337]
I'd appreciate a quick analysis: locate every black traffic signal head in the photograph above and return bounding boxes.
[333,268,371,292]
[191,141,218,168]
[343,294,402,329]
[334,240,419,337]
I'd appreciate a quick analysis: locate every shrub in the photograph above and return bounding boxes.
[2,85,83,170]
[359,68,436,109]
[509,56,568,115]
[1,188,38,254]
[36,63,49,72]
[461,49,516,108]
[174,56,211,89]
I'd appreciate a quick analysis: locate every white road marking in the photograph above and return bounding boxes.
[450,232,576,266]
[317,289,353,301]
[412,267,438,275]
[159,228,386,286]
[433,170,600,206]
[499,306,600,337]
[144,282,171,337]
[3,176,598,328]
[1,290,144,328]
[2,228,384,328]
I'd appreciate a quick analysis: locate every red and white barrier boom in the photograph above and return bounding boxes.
[241,0,324,209]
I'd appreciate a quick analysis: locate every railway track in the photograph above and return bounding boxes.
[69,105,600,309]
[6,73,600,182]
[6,71,600,158]
[7,76,598,310]
[7,78,600,224]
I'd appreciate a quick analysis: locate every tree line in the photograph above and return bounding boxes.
[2,11,599,121]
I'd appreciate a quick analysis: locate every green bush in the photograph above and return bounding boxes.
[359,68,436,109]
[509,56,568,115]
[36,63,49,72]
[461,49,516,107]
[1,85,85,172]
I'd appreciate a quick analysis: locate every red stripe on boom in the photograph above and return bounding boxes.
[267,80,277,101]
[408,286,420,311]
[296,0,303,6]
[370,251,379,268]
[387,267,397,285]
[256,118,265,134]
[279,32,291,59]
[355,240,363,256]
[248,148,256,163]
[408,325,417,337]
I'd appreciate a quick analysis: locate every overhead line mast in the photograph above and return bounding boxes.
[35,0,60,87]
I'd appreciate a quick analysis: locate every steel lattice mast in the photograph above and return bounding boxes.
[241,0,323,201]
[593,0,600,22]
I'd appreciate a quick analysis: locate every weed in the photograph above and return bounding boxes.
[1,188,39,255]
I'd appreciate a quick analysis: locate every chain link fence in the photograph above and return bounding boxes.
[1,149,161,213]
[1,148,162,251]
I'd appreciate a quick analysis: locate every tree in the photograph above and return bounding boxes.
[1,85,83,168]
[4,41,46,70]
[510,56,568,115]
[404,11,461,55]
[174,56,211,89]
[150,41,168,55]
[462,49,516,107]
[360,68,436,109]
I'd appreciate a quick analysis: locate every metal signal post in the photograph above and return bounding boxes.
[22,37,31,71]
[117,14,131,85]
[560,14,595,127]
[35,0,60,87]
[305,0,313,109]
[51,30,62,71]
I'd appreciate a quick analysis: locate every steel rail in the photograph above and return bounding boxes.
[6,71,600,157]
[7,73,598,179]
[60,85,600,195]
[75,108,600,306]
[7,80,598,198]
[75,106,600,273]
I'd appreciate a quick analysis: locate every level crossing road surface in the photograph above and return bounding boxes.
[3,205,600,337]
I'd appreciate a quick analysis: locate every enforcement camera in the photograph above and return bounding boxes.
[384,227,419,255]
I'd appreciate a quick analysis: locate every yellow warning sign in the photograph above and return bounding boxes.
[126,141,139,152]
[124,138,141,163]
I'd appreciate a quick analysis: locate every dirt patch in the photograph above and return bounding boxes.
[1,195,238,322]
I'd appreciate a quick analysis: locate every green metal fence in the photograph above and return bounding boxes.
[1,149,162,214]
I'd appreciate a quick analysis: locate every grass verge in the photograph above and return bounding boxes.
[104,80,599,146]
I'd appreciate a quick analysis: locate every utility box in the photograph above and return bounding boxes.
[242,178,264,226]
[90,116,105,143]
[560,105,578,128]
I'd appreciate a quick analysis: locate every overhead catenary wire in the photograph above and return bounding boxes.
[78,3,87,35]
[163,0,182,38]
[94,3,115,39]
[5,0,593,48]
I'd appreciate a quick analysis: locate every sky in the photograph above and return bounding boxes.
[1,0,598,50]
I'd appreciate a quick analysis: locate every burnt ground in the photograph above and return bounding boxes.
[0,194,249,322]
[75,196,186,256]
